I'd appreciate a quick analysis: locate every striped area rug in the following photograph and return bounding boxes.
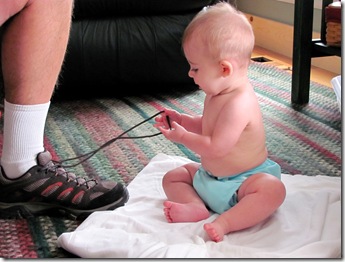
[0,62,341,258]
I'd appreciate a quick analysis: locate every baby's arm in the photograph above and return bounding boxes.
[159,101,251,158]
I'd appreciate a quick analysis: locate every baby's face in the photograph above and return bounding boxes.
[183,39,229,96]
[183,39,219,93]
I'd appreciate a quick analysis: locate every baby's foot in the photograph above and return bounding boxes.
[163,201,209,223]
[204,223,225,242]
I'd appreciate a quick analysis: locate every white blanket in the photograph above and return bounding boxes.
[57,153,341,258]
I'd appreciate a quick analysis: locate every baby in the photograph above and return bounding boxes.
[155,2,286,242]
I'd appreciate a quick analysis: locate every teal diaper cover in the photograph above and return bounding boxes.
[193,159,281,214]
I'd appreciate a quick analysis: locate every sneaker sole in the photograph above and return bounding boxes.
[0,186,129,220]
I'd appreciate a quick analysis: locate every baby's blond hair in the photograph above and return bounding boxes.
[182,1,254,66]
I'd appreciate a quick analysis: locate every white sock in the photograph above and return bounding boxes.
[1,100,50,179]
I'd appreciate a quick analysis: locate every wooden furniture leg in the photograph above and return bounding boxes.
[291,0,314,105]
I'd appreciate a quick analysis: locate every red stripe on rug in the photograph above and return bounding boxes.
[256,82,339,122]
[258,91,341,142]
[0,219,38,258]
[44,136,60,161]
[15,219,38,258]
[259,91,340,164]
[268,154,302,175]
[271,119,341,164]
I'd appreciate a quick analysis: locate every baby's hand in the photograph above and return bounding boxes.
[158,121,186,144]
[154,108,181,130]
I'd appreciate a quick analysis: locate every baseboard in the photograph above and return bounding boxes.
[245,13,341,75]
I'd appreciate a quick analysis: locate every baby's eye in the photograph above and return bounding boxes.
[190,68,198,73]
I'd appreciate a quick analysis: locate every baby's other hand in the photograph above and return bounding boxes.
[158,121,186,144]
[154,113,168,130]
[154,108,181,130]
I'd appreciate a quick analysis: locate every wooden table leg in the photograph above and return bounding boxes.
[291,0,314,104]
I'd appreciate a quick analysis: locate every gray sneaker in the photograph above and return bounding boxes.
[0,151,129,220]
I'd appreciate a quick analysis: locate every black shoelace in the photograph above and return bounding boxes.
[56,110,164,169]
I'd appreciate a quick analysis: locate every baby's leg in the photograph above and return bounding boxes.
[204,173,286,242]
[162,163,209,223]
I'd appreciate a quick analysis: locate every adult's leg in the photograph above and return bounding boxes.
[0,1,129,219]
[1,0,72,104]
[1,0,73,177]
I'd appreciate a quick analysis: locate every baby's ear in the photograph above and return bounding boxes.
[219,60,232,77]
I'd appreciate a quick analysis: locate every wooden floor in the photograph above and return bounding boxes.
[252,46,338,88]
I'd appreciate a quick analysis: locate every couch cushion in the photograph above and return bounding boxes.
[73,0,215,19]
[57,12,199,98]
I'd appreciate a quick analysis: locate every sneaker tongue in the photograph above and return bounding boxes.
[37,151,54,166]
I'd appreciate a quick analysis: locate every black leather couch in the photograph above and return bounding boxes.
[54,0,215,99]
